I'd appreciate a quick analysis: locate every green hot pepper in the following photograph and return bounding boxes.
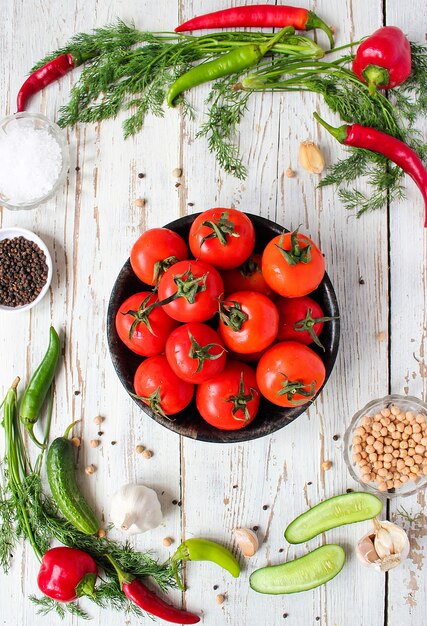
[167,26,292,107]
[171,538,240,589]
[20,326,60,448]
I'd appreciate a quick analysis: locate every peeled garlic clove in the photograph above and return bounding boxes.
[298,141,325,174]
[233,527,259,557]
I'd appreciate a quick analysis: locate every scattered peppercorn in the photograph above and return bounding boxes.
[97,431,104,436]
[315,617,320,622]
[0,237,48,307]
[213,585,219,591]
[359,276,365,285]
[346,488,354,493]
[172,499,178,505]
[175,182,181,188]
[138,172,145,178]
[252,526,259,532]
[262,504,269,510]
[283,614,289,619]
[177,500,182,507]
[232,484,238,489]
[188,202,194,207]
[111,441,117,446]
[74,390,80,396]
[135,444,145,454]
[75,166,80,172]
[307,481,312,485]
[333,434,340,441]
[279,548,284,553]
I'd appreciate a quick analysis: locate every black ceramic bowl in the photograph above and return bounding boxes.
[107,213,340,443]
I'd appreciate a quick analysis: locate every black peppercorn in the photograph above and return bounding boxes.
[0,237,48,307]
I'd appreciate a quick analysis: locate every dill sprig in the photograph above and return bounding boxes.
[30,595,91,620]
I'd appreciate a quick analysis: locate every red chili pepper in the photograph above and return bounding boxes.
[37,547,97,602]
[175,5,334,48]
[352,26,411,96]
[107,555,200,624]
[314,113,427,227]
[17,54,75,112]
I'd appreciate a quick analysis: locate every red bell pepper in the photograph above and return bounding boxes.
[37,547,98,602]
[352,26,411,96]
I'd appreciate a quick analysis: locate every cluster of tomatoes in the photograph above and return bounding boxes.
[115,208,336,431]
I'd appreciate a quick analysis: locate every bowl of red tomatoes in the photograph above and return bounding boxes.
[107,210,340,443]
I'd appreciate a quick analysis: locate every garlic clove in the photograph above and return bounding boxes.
[233,527,259,557]
[298,141,325,174]
[356,533,380,568]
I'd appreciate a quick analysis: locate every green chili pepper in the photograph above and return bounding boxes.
[19,326,60,449]
[167,26,293,107]
[170,538,240,589]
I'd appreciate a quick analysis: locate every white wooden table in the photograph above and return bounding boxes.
[1,1,426,624]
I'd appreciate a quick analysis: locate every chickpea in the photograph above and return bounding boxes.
[396,422,405,433]
[383,453,393,463]
[415,413,425,423]
[402,433,410,441]
[415,444,425,454]
[353,435,362,445]
[399,440,408,449]
[366,435,375,445]
[392,450,400,458]
[353,444,362,453]
[392,431,401,440]
[411,465,420,474]
[401,466,410,475]
[399,450,408,459]
[380,417,391,427]
[353,453,362,462]
[408,438,416,448]
[362,415,372,427]
[372,422,382,432]
[355,427,366,436]
[408,472,418,481]
[361,473,371,483]
[378,482,388,492]
[373,441,383,452]
[394,479,402,489]
[408,448,416,457]
[405,456,415,467]
[388,422,396,433]
[392,440,400,449]
[369,453,378,462]
[384,445,393,454]
[396,458,405,469]
[365,445,375,454]
[374,413,383,421]
[361,451,368,459]
[404,425,413,435]
[381,408,391,417]
[359,458,368,467]
[384,436,392,445]
[412,423,422,434]
[384,462,392,469]
[390,406,400,416]
[423,458,427,466]
[413,454,423,464]
[400,474,409,483]
[373,461,382,470]
[378,468,388,477]
[406,411,415,420]
[380,427,388,436]
[387,480,394,489]
[413,432,423,443]
[421,437,427,446]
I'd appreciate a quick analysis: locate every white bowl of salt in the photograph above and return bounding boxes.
[0,112,69,210]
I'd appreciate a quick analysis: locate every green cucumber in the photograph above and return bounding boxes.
[250,544,345,594]
[285,492,383,544]
[47,432,99,535]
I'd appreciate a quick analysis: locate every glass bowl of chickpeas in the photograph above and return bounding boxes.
[344,395,427,498]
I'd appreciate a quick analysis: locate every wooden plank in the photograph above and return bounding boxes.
[178,1,389,625]
[385,1,427,623]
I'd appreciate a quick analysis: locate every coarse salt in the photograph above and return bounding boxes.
[0,120,63,203]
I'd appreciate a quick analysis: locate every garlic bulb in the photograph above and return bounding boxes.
[233,528,259,557]
[356,518,409,572]
[110,484,162,535]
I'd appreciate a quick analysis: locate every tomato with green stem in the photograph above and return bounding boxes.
[133,355,194,417]
[276,295,338,350]
[256,342,326,408]
[196,361,260,430]
[221,253,275,298]
[218,291,279,354]
[157,260,224,322]
[116,292,179,356]
[189,208,255,270]
[262,228,325,297]
[130,228,189,286]
[165,323,227,384]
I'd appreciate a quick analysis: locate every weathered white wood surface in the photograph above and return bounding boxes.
[0,0,426,625]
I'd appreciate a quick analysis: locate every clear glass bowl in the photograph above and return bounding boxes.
[344,395,427,498]
[0,112,69,210]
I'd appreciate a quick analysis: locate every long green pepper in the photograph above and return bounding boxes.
[167,26,293,106]
[19,326,60,448]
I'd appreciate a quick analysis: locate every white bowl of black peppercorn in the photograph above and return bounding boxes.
[0,227,52,312]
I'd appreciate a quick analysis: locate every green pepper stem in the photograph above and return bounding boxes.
[313,112,348,144]
[306,11,335,49]
[26,424,45,449]
[362,64,390,96]
[106,554,134,588]
[63,419,81,439]
[259,26,295,55]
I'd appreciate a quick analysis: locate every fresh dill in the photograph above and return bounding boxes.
[27,20,427,218]
[30,595,91,620]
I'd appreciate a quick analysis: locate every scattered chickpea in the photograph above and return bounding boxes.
[142,449,153,459]
[71,437,81,447]
[322,460,332,471]
[134,198,146,208]
[216,594,225,605]
[97,529,106,538]
[93,416,104,425]
[135,445,145,454]
[90,439,100,448]
[85,464,96,475]
[285,167,295,178]
[163,537,174,547]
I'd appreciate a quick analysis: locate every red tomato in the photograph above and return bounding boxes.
[276,295,336,350]
[158,260,224,323]
[189,208,255,270]
[134,355,194,416]
[116,292,179,356]
[256,342,326,408]
[196,361,260,430]
[130,228,189,285]
[226,347,269,363]
[262,229,325,297]
[218,291,279,354]
[165,323,227,384]
[221,253,276,298]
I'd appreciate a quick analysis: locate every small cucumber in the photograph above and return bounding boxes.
[250,544,345,594]
[47,435,99,535]
[285,492,383,544]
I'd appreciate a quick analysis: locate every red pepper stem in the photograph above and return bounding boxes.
[259,26,295,55]
[105,554,134,587]
[306,12,335,48]
[362,64,391,96]
[313,112,347,144]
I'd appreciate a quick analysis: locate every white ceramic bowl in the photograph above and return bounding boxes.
[0,227,53,312]
[0,112,69,210]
